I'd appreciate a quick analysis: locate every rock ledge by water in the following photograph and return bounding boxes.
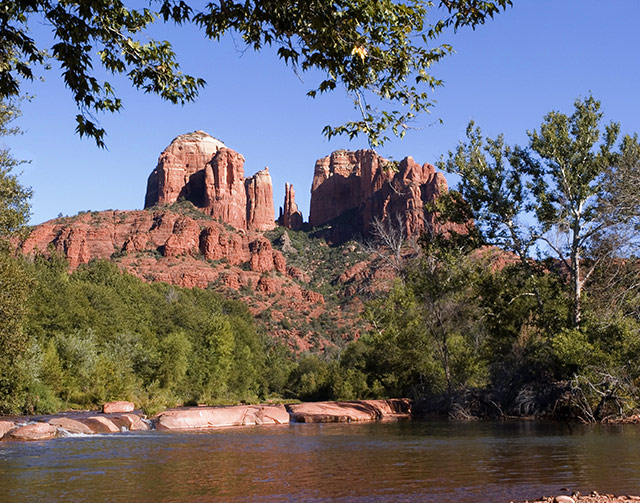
[0,399,412,441]
[515,493,640,503]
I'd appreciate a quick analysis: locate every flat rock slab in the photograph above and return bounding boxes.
[155,404,290,430]
[519,495,640,503]
[109,413,149,431]
[0,420,15,438]
[78,416,121,433]
[102,401,135,414]
[287,399,411,423]
[49,417,95,435]
[7,422,58,441]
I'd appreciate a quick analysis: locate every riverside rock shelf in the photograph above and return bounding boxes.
[516,493,640,503]
[0,399,412,442]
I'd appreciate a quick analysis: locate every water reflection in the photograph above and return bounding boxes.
[1,420,639,503]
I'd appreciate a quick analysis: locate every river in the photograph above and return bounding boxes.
[1,420,639,502]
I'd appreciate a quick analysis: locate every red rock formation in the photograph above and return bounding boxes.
[248,237,287,274]
[7,422,59,441]
[20,210,289,275]
[245,168,276,231]
[48,417,95,435]
[279,183,303,230]
[102,401,135,414]
[145,131,274,231]
[286,399,411,423]
[202,147,248,228]
[145,130,226,208]
[108,414,150,431]
[154,404,290,429]
[0,420,15,438]
[308,149,448,242]
[78,416,121,433]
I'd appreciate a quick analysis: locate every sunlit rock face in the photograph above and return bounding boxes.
[279,183,303,231]
[144,131,274,231]
[308,149,448,243]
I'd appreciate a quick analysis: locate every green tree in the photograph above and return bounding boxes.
[0,98,33,413]
[439,96,640,329]
[0,100,31,236]
[1,0,511,147]
[0,250,31,413]
[521,96,626,328]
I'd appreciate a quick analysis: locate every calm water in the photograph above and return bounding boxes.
[1,420,639,503]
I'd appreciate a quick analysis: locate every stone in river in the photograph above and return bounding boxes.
[0,420,15,438]
[102,401,135,413]
[155,404,290,430]
[109,414,150,431]
[49,417,95,435]
[7,422,58,441]
[80,416,121,433]
[287,399,411,423]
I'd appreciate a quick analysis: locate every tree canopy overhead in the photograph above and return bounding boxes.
[0,0,512,147]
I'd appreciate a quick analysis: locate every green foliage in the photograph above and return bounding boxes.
[439,95,640,329]
[332,96,639,420]
[157,330,191,389]
[0,0,204,147]
[1,1,511,146]
[0,248,32,413]
[286,355,335,401]
[343,267,488,399]
[0,100,32,238]
[0,256,293,414]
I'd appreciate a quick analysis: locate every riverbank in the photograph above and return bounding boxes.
[517,493,640,503]
[0,398,412,441]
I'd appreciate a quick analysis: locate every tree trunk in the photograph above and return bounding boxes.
[441,334,452,394]
[571,223,582,329]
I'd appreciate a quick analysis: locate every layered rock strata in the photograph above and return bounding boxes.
[20,210,286,277]
[308,149,447,242]
[144,131,275,231]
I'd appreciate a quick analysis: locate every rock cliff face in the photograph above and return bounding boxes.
[245,168,276,231]
[308,149,447,242]
[21,134,458,352]
[279,183,303,230]
[21,210,286,275]
[145,131,275,231]
[19,208,344,351]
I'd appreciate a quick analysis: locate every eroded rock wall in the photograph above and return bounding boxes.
[308,149,447,242]
[145,131,275,231]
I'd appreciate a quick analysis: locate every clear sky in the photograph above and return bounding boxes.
[9,0,640,225]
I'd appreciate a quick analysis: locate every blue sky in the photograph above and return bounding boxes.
[9,0,640,225]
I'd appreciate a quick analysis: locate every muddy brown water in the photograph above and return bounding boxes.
[1,420,639,502]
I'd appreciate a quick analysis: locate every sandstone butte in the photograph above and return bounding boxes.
[18,130,454,350]
[144,130,275,232]
[308,149,448,243]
